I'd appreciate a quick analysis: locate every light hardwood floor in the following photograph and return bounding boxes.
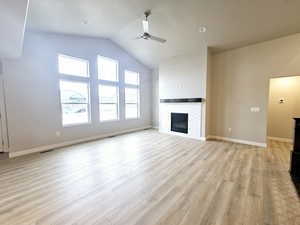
[0,129,299,225]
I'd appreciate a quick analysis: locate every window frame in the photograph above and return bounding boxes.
[124,70,140,86]
[58,54,90,78]
[97,55,119,82]
[124,70,140,120]
[58,54,91,127]
[98,84,120,122]
[97,55,120,122]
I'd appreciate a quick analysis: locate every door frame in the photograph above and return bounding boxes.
[266,75,300,143]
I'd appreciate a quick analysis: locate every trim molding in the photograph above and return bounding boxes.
[159,130,206,141]
[207,135,267,147]
[9,126,152,158]
[267,136,293,143]
[199,137,207,141]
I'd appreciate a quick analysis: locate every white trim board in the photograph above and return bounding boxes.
[267,136,293,143]
[159,130,207,141]
[9,126,152,158]
[207,135,267,148]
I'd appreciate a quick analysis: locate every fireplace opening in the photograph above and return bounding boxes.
[171,113,188,134]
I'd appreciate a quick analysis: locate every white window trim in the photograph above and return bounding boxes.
[58,54,90,78]
[125,86,140,120]
[124,70,140,86]
[58,54,91,127]
[98,84,120,122]
[97,55,119,82]
[124,70,140,120]
[59,79,91,127]
[97,55,120,122]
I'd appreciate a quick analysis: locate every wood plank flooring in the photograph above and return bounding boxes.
[0,129,299,225]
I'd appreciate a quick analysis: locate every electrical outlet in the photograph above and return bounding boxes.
[55,131,61,137]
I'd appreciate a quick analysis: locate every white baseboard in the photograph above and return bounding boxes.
[207,135,267,148]
[152,126,159,130]
[158,130,206,141]
[9,126,152,158]
[267,136,293,143]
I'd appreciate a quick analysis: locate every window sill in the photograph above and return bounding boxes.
[125,117,140,121]
[99,119,120,123]
[63,121,91,128]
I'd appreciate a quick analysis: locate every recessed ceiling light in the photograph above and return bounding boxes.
[199,26,207,33]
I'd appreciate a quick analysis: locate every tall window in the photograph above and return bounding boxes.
[97,56,118,81]
[125,70,139,85]
[97,55,119,121]
[58,54,90,126]
[125,71,140,119]
[58,54,89,77]
[99,85,119,121]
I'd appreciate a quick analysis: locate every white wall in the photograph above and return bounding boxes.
[152,68,159,128]
[159,53,207,99]
[2,31,152,153]
[0,61,3,74]
[0,0,29,58]
[205,49,212,137]
[158,49,209,138]
[211,33,300,144]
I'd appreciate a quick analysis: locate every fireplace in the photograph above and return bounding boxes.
[159,101,201,139]
[171,113,188,134]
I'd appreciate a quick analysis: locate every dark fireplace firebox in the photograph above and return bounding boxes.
[171,113,188,134]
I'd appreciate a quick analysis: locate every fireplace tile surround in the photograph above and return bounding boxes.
[159,101,203,140]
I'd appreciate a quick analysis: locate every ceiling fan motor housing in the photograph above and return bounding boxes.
[145,10,151,19]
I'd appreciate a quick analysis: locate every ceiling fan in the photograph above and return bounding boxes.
[136,10,167,43]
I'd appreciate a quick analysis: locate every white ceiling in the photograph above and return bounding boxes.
[27,0,300,68]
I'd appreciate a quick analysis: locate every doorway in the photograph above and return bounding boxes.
[267,76,300,143]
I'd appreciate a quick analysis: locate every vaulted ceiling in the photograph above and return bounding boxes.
[0,0,29,58]
[27,0,300,68]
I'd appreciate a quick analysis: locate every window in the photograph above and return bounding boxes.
[97,55,120,122]
[57,53,140,125]
[124,70,140,119]
[58,54,90,126]
[59,80,90,126]
[125,70,139,85]
[58,54,89,77]
[97,56,118,81]
[99,85,119,121]
[125,87,139,119]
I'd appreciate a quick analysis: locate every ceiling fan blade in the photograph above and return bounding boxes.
[149,35,167,43]
[142,20,149,33]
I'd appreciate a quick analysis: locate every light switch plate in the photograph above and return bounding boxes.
[251,107,260,112]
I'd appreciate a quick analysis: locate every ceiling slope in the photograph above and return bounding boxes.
[0,0,29,59]
[27,0,300,68]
